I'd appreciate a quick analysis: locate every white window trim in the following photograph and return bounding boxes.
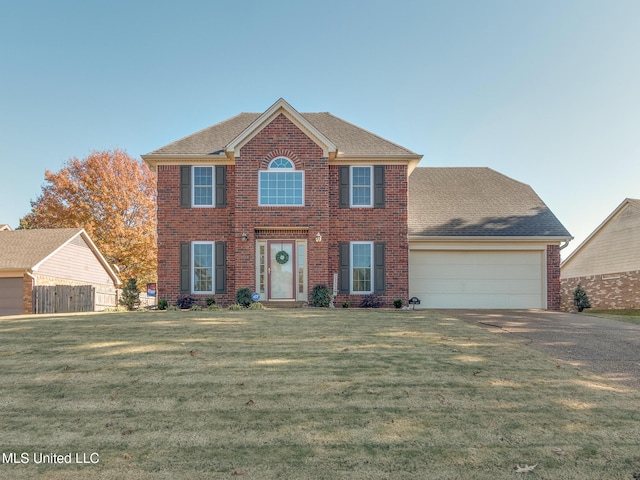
[192,166,215,208]
[350,241,374,294]
[349,165,373,208]
[192,241,215,294]
[258,157,305,206]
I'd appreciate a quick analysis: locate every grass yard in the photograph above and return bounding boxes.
[1,308,639,479]
[586,309,640,326]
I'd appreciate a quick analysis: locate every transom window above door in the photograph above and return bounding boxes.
[259,157,304,206]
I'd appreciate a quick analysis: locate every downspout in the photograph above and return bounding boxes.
[559,239,572,250]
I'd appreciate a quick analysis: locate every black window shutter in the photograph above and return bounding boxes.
[215,166,226,208]
[180,242,191,294]
[180,166,191,208]
[339,166,350,208]
[374,242,385,293]
[339,242,350,293]
[215,241,226,294]
[374,165,385,208]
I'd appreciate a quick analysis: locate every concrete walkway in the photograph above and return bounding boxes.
[443,309,640,390]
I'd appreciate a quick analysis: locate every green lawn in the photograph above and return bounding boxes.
[1,309,639,479]
[586,309,640,325]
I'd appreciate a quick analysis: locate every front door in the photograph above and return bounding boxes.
[268,241,296,300]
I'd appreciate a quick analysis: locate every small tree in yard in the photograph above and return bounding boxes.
[573,284,591,312]
[121,278,141,310]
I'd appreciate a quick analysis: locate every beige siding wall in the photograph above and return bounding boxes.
[562,204,640,278]
[37,236,114,286]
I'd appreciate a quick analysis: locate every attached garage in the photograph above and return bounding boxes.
[0,277,23,316]
[408,168,572,310]
[409,249,545,309]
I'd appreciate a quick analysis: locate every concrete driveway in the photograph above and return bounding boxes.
[443,309,640,390]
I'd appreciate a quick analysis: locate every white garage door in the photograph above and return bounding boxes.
[0,278,24,316]
[409,250,544,309]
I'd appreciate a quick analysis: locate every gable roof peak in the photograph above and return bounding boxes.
[561,197,640,267]
[142,99,422,166]
[0,228,120,285]
[225,98,338,160]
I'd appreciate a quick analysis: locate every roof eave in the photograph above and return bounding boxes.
[409,235,573,243]
[0,269,28,277]
[331,154,423,175]
[141,154,231,171]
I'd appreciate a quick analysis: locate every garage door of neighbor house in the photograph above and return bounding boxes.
[409,250,544,309]
[0,278,24,316]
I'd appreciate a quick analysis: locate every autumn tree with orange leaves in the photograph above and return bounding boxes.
[20,149,157,284]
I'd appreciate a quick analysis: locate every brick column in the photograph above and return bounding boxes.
[22,274,34,314]
[546,244,561,311]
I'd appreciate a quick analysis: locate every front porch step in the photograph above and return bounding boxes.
[260,301,308,309]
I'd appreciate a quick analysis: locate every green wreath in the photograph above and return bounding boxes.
[275,250,289,265]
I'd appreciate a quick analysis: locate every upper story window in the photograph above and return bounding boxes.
[350,166,373,207]
[193,166,214,207]
[339,165,384,209]
[259,157,304,206]
[180,165,226,209]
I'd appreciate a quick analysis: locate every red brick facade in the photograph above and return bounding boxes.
[156,113,408,306]
[152,104,565,310]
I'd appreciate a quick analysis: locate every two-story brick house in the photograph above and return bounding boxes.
[143,98,571,309]
[143,99,421,306]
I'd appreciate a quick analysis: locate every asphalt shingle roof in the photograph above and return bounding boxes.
[0,228,83,270]
[147,112,418,157]
[408,167,571,238]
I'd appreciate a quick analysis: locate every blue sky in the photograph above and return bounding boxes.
[2,0,639,258]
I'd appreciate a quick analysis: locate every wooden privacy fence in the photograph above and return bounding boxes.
[33,285,95,314]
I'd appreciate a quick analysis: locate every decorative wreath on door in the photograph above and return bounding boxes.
[275,250,289,265]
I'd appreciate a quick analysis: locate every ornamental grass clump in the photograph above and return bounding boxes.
[359,293,383,308]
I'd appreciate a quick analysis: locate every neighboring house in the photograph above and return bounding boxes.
[560,198,640,310]
[143,98,571,310]
[0,224,11,231]
[0,228,121,315]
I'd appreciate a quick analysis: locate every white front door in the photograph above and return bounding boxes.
[268,241,296,300]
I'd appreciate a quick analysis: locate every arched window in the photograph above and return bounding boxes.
[269,157,294,169]
[259,157,304,206]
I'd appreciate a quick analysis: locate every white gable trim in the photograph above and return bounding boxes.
[225,98,338,160]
